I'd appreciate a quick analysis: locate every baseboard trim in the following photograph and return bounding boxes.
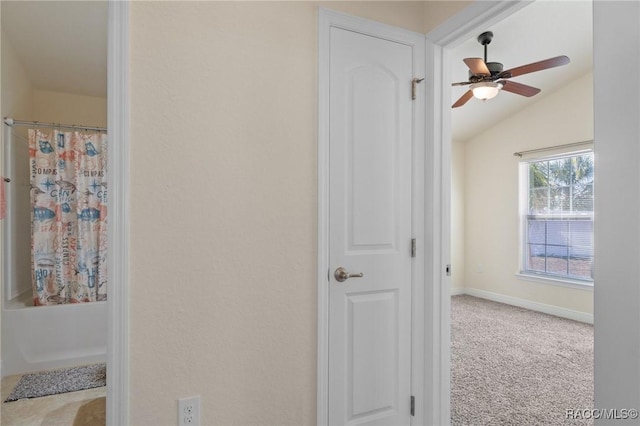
[453,287,593,324]
[450,287,465,296]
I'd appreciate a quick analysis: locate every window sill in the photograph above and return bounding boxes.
[516,272,594,291]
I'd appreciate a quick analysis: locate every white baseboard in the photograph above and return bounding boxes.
[453,287,593,324]
[450,287,465,296]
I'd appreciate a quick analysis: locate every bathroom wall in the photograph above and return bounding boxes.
[32,90,106,128]
[1,30,34,301]
[1,31,33,120]
[1,31,107,303]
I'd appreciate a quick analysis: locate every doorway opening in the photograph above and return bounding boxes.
[2,1,128,423]
[446,1,594,423]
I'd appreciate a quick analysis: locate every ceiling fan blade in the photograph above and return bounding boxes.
[452,90,474,108]
[504,55,570,78]
[500,80,541,97]
[452,81,472,87]
[463,58,490,76]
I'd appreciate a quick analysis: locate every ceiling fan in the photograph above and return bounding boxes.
[452,31,570,108]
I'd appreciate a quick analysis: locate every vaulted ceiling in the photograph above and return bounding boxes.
[1,1,592,131]
[450,1,593,142]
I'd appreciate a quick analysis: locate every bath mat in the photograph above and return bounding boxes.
[4,363,106,402]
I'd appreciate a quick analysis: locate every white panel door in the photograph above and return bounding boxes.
[328,27,414,426]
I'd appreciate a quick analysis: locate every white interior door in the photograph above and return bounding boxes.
[328,26,415,426]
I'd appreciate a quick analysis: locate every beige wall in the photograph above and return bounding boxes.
[1,30,34,301]
[451,138,465,291]
[1,31,33,121]
[423,0,471,33]
[460,72,594,315]
[32,90,106,128]
[326,1,425,33]
[313,0,470,34]
[1,34,106,129]
[1,32,107,303]
[129,2,464,424]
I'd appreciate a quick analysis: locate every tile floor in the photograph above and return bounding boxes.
[1,373,105,425]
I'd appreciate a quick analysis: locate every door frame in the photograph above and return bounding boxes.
[317,8,426,424]
[424,1,538,424]
[106,1,130,425]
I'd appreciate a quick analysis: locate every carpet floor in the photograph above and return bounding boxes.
[451,295,593,425]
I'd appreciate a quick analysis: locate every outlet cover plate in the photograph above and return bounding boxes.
[178,395,201,426]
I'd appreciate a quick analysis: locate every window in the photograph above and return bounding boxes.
[520,151,594,283]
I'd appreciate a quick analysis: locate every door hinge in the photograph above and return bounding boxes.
[446,264,452,276]
[410,395,415,416]
[411,238,416,258]
[411,78,424,100]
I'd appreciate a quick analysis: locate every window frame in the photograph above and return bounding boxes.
[518,148,594,287]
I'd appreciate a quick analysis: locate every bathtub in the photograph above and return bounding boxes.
[1,295,107,377]
[1,124,108,377]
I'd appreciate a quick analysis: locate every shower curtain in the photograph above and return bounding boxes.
[29,129,107,305]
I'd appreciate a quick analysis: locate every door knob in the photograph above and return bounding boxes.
[334,267,364,282]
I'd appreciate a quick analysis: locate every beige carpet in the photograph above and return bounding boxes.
[451,295,594,425]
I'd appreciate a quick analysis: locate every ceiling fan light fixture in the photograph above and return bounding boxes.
[471,81,503,101]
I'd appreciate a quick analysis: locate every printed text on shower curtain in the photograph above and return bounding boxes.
[30,129,107,305]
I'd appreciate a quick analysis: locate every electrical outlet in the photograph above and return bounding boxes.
[178,395,200,426]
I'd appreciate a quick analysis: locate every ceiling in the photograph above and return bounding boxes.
[1,1,591,127]
[450,0,593,142]
[1,1,107,98]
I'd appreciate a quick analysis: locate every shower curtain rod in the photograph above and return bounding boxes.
[3,117,106,133]
[513,140,593,158]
